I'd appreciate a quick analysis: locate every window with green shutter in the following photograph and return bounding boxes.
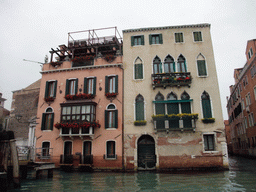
[131,35,144,46]
[41,108,54,131]
[134,57,143,79]
[105,75,118,94]
[153,56,162,74]
[105,104,118,129]
[177,55,187,72]
[203,134,215,151]
[149,34,163,45]
[84,77,96,95]
[201,91,212,118]
[197,54,207,76]
[45,80,57,99]
[164,55,175,73]
[175,33,183,43]
[193,31,202,42]
[65,79,78,96]
[155,92,165,114]
[135,94,144,121]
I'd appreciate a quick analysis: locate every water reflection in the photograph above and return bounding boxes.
[13,156,256,191]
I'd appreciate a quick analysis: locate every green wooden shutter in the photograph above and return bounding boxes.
[184,60,187,72]
[114,110,118,128]
[50,113,54,130]
[93,77,97,95]
[115,75,118,94]
[84,78,88,94]
[105,110,109,129]
[136,101,144,121]
[135,64,138,79]
[138,64,143,79]
[181,102,191,113]
[149,34,152,45]
[53,80,57,98]
[41,113,46,130]
[131,36,134,46]
[202,99,212,118]
[65,79,69,96]
[197,60,207,76]
[45,81,49,98]
[160,62,162,73]
[75,78,78,94]
[159,34,163,44]
[155,103,165,114]
[135,64,143,79]
[105,76,109,94]
[141,35,144,45]
[167,103,179,114]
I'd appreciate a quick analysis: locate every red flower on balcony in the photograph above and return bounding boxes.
[105,92,118,98]
[185,77,190,81]
[65,93,95,100]
[54,121,101,129]
[104,54,116,62]
[72,55,94,62]
[44,97,55,102]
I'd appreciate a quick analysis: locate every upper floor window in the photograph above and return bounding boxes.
[167,92,179,115]
[105,104,118,129]
[197,54,207,76]
[149,34,163,45]
[175,33,184,43]
[105,75,118,94]
[164,55,175,73]
[155,92,165,115]
[134,57,143,80]
[177,55,187,72]
[61,104,96,123]
[135,94,145,121]
[84,77,96,95]
[193,31,202,42]
[45,80,57,99]
[41,108,54,131]
[201,91,212,118]
[131,35,144,46]
[66,79,78,96]
[153,56,162,74]
[248,48,253,59]
[245,93,251,106]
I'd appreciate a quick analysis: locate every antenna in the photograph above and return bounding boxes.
[23,59,44,64]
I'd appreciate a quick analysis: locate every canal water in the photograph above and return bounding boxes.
[12,156,256,191]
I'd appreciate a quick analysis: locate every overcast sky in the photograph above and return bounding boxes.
[0,0,255,120]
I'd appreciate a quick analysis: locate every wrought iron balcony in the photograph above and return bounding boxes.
[152,72,191,89]
[152,114,198,132]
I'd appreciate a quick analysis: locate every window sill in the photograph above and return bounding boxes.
[42,130,52,132]
[203,151,219,154]
[105,128,117,130]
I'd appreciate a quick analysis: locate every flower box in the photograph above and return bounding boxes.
[54,121,101,129]
[65,93,95,100]
[104,54,116,62]
[105,92,118,98]
[44,97,55,102]
[202,118,215,123]
[71,55,94,62]
[134,120,147,126]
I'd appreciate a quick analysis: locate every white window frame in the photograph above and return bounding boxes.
[174,32,184,43]
[202,132,218,153]
[193,31,203,42]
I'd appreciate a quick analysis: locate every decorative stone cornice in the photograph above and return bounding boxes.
[40,63,123,74]
[123,23,211,33]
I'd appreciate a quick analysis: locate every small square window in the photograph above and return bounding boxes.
[149,34,163,45]
[131,35,144,46]
[193,31,202,42]
[175,33,183,43]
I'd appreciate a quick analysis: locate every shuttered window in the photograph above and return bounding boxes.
[84,77,96,95]
[65,79,78,96]
[131,35,144,46]
[149,34,163,45]
[175,33,183,43]
[135,95,144,121]
[197,60,207,76]
[204,134,215,151]
[105,75,118,94]
[45,80,57,98]
[193,31,202,42]
[135,64,143,79]
[201,91,212,118]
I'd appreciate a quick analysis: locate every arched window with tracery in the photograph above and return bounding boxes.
[197,53,207,76]
[177,55,186,72]
[201,91,212,118]
[134,57,143,80]
[153,56,162,74]
[155,92,165,114]
[164,55,175,73]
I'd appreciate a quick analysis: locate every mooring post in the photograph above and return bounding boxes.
[10,139,20,188]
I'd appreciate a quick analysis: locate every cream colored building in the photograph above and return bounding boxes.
[122,24,228,171]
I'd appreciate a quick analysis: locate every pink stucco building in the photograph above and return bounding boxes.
[35,27,123,170]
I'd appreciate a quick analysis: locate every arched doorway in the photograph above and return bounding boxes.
[137,135,156,170]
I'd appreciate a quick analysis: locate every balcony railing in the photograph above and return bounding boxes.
[35,148,53,162]
[152,72,191,89]
[152,114,198,131]
[81,155,93,164]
